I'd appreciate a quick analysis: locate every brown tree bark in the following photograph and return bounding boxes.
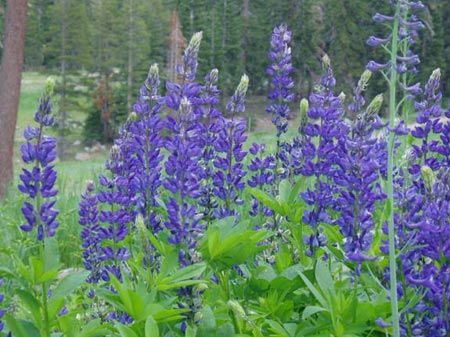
[0,0,28,197]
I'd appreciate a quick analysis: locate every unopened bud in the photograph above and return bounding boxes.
[135,214,146,233]
[45,77,56,96]
[228,300,246,318]
[237,74,249,95]
[421,166,434,192]
[128,111,139,122]
[430,68,441,82]
[209,69,219,84]
[299,98,309,119]
[358,70,372,91]
[188,31,203,53]
[194,311,203,322]
[338,92,346,103]
[322,54,331,69]
[366,94,384,116]
[194,283,209,292]
[149,63,159,78]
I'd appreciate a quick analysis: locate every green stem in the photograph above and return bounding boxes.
[387,4,401,337]
[39,244,50,337]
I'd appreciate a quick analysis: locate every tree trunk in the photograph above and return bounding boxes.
[0,0,28,197]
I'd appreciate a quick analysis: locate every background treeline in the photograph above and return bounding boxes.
[0,0,448,144]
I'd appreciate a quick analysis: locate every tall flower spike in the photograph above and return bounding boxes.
[301,57,348,257]
[214,75,249,217]
[18,78,59,241]
[247,143,275,219]
[410,68,444,174]
[266,24,295,137]
[164,97,204,266]
[180,31,203,82]
[120,63,164,231]
[79,181,103,284]
[335,73,387,263]
[198,69,222,222]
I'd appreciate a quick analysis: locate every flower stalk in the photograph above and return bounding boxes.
[386,3,401,336]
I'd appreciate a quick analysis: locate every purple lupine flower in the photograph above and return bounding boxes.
[400,168,450,336]
[164,97,204,266]
[213,75,249,217]
[266,24,295,137]
[247,143,275,218]
[18,78,59,241]
[179,31,203,83]
[79,181,103,283]
[82,64,165,282]
[410,69,445,174]
[166,32,203,114]
[96,168,133,282]
[335,77,387,263]
[119,64,164,231]
[301,56,349,256]
[0,279,4,332]
[393,68,450,335]
[367,1,424,78]
[281,98,309,181]
[163,33,206,267]
[198,69,222,222]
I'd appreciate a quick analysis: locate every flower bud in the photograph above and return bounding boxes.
[188,31,203,53]
[430,68,441,82]
[299,98,309,120]
[209,68,219,84]
[45,77,56,96]
[194,283,209,292]
[420,166,434,192]
[237,74,249,96]
[338,92,346,103]
[366,94,384,116]
[194,311,203,322]
[358,70,372,91]
[128,111,139,122]
[228,300,246,318]
[135,214,146,233]
[322,54,331,69]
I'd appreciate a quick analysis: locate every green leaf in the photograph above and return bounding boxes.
[302,306,328,319]
[16,289,42,325]
[5,315,40,337]
[145,316,159,337]
[116,324,140,337]
[79,318,110,337]
[197,306,217,335]
[315,259,335,299]
[51,270,90,300]
[298,271,327,308]
[44,236,60,271]
[185,325,197,337]
[248,188,284,215]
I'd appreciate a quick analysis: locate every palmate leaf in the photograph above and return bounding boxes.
[156,262,206,291]
[200,218,270,269]
[144,316,159,337]
[5,315,40,337]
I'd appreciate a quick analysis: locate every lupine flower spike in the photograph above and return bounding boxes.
[18,78,59,241]
[213,75,249,218]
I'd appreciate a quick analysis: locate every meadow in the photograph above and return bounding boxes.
[0,2,449,337]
